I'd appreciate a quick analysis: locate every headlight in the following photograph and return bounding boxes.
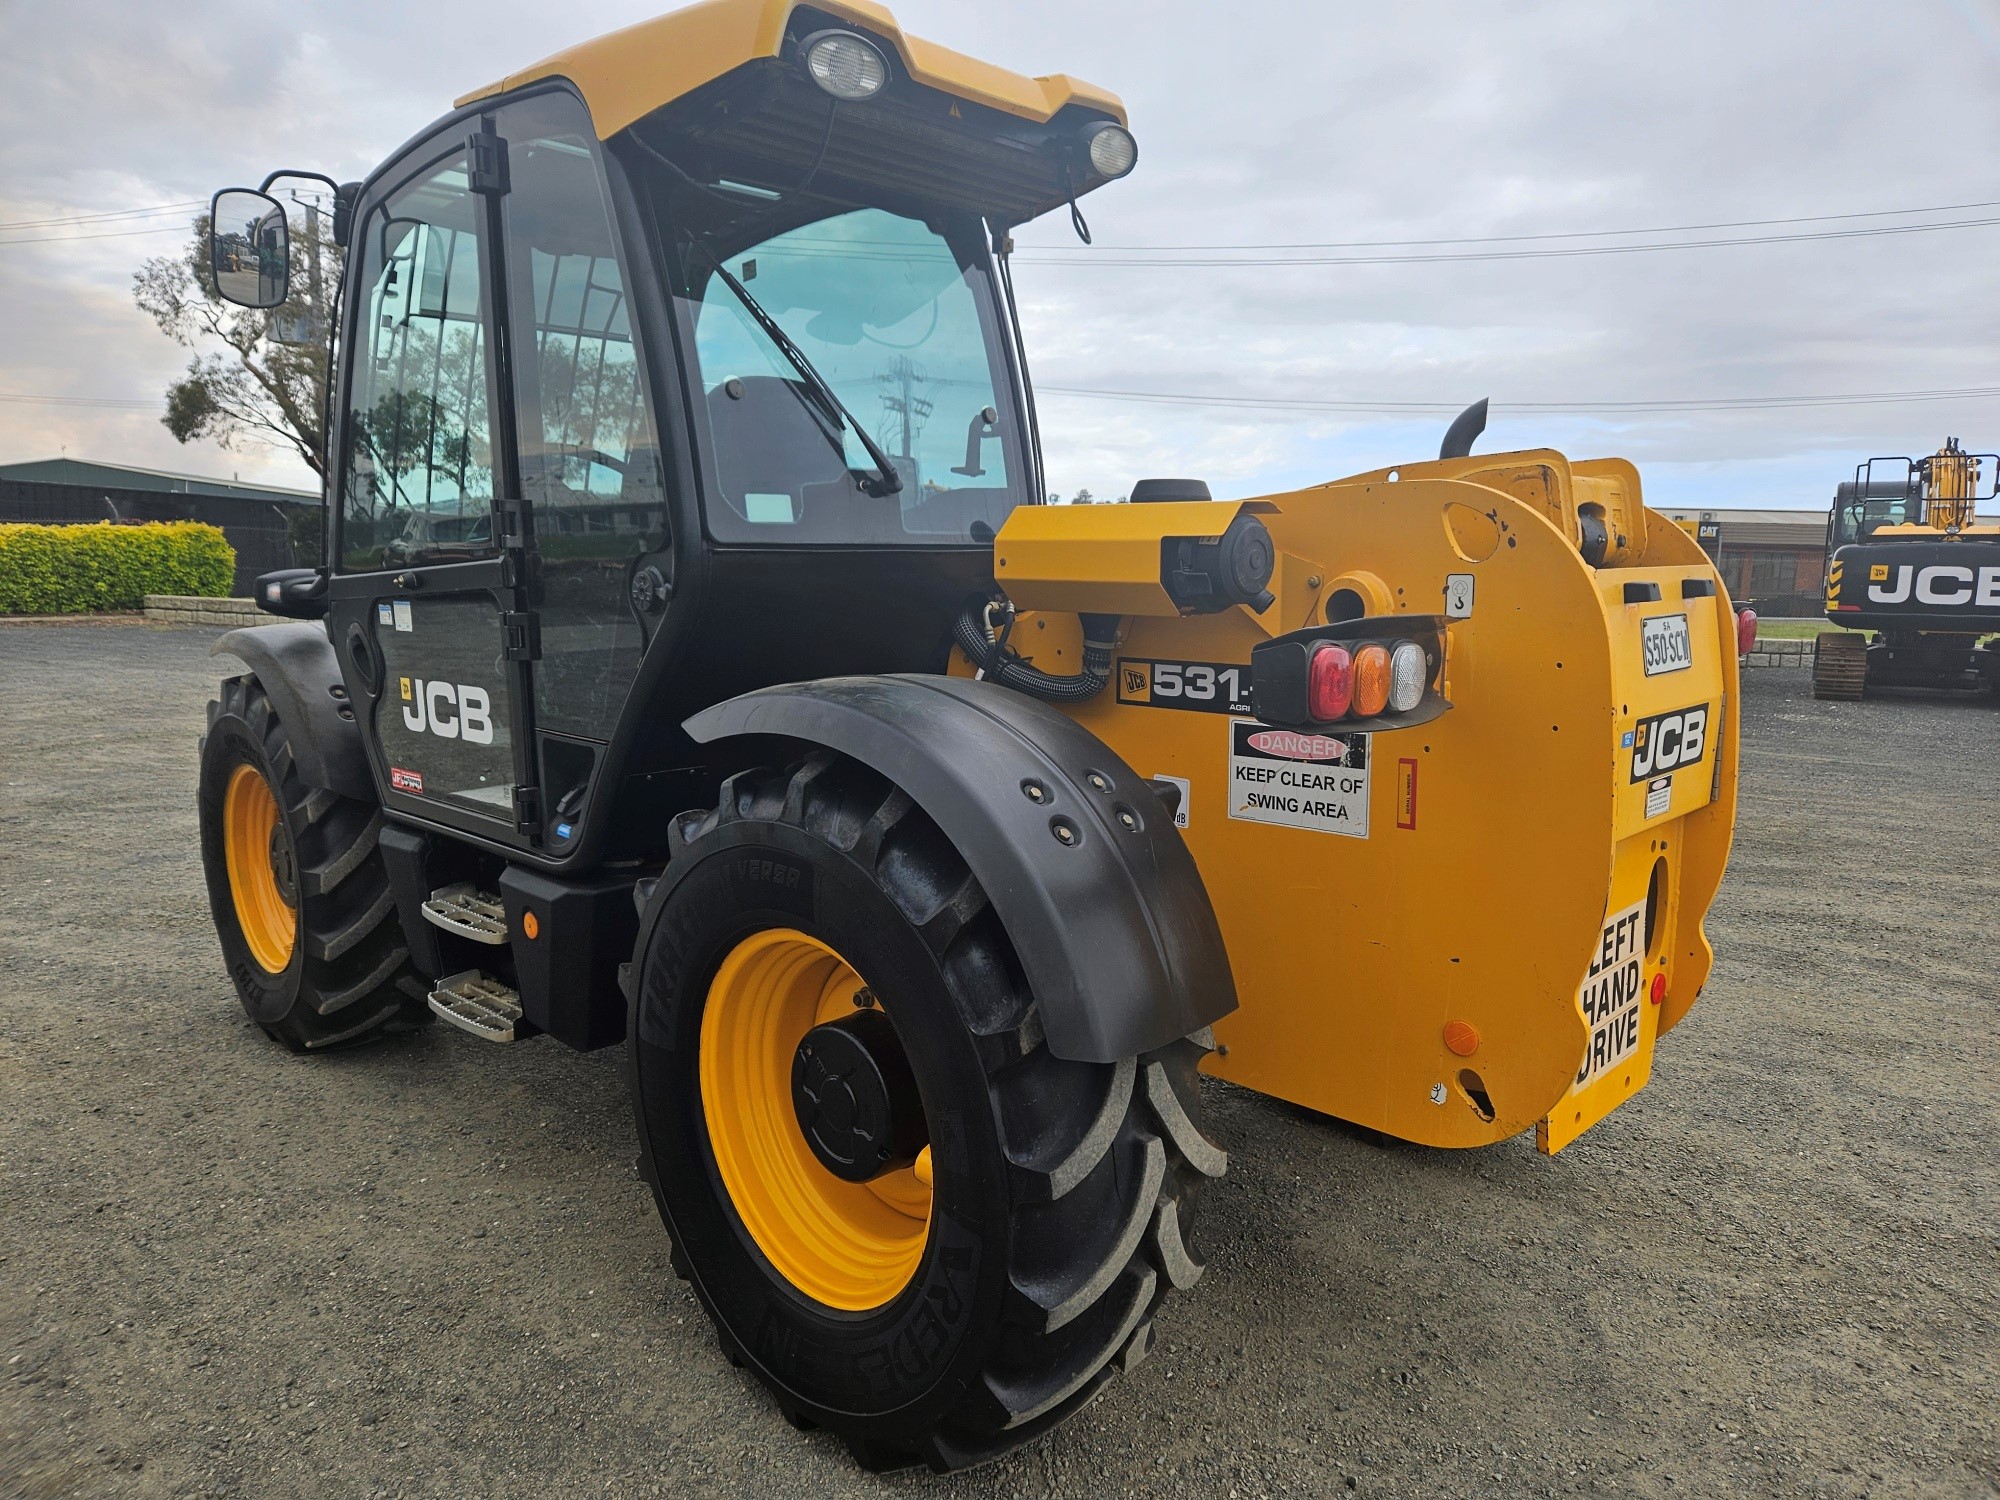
[1083,121,1138,179]
[802,30,889,101]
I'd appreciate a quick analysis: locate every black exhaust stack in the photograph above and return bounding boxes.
[1439,398,1488,461]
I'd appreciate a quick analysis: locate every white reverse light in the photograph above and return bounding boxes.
[1084,122,1138,179]
[1387,640,1428,714]
[803,31,889,101]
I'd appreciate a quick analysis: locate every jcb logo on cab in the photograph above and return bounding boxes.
[398,676,495,744]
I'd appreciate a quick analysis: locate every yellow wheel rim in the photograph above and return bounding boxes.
[700,928,932,1310]
[222,763,297,974]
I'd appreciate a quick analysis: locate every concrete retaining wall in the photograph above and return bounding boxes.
[142,595,281,629]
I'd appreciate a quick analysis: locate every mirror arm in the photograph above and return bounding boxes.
[257,168,341,196]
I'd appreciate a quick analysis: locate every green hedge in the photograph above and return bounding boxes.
[0,521,235,614]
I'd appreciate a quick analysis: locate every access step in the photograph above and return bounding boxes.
[428,970,523,1043]
[421,883,508,944]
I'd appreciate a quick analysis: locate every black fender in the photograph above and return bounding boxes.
[211,622,374,804]
[683,674,1237,1064]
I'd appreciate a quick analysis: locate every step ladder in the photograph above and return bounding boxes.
[421,884,508,944]
[428,970,523,1043]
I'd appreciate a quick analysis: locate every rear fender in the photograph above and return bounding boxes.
[212,622,373,804]
[683,674,1237,1064]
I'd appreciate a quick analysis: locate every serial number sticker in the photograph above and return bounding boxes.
[1630,702,1709,782]
[1644,775,1672,819]
[1575,899,1646,1089]
[1226,719,1370,838]
[1640,612,1692,676]
[1118,658,1252,715]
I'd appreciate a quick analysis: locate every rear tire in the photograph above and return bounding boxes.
[198,674,424,1050]
[628,752,1224,1471]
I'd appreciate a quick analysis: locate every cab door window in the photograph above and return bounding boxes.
[340,154,497,572]
[494,90,667,742]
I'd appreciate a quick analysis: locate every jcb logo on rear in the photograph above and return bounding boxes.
[1629,703,1708,782]
[398,677,495,745]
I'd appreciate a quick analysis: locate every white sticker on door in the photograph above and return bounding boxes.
[392,599,414,633]
[1644,775,1672,819]
[1226,720,1370,838]
[1575,900,1646,1089]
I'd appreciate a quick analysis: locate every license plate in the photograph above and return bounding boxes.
[1640,613,1692,676]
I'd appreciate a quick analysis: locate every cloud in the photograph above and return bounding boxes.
[0,0,1994,507]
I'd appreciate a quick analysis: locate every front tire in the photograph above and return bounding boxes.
[628,753,1224,1471]
[198,674,424,1050]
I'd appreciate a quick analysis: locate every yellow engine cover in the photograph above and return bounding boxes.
[981,456,1739,1152]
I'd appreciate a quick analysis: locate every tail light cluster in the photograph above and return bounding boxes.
[1251,617,1450,731]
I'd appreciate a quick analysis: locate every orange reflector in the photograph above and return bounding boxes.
[1649,971,1666,1005]
[522,910,540,941]
[1442,1019,1480,1057]
[1353,642,1392,717]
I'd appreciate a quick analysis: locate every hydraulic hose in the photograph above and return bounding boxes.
[954,600,1116,704]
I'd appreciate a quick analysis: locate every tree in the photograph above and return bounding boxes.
[133,206,341,481]
[1072,487,1094,505]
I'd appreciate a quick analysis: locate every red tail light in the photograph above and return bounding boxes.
[1735,608,1758,655]
[1306,642,1353,720]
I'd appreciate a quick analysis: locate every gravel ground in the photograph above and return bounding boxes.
[2,620,1994,1500]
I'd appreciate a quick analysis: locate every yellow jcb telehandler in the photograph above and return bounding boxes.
[196,0,1743,1469]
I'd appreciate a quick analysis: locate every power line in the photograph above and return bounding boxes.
[0,200,202,233]
[1021,197,2000,253]
[0,223,199,249]
[1037,383,2000,417]
[1017,216,2000,268]
[0,393,160,410]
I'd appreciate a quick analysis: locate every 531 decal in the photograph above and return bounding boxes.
[1117,658,1253,715]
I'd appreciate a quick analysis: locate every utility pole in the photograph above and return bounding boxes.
[877,355,932,489]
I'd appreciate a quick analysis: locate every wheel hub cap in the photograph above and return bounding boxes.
[792,1011,924,1182]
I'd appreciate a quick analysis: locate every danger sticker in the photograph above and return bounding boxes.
[1644,775,1672,819]
[1226,720,1370,838]
[1575,900,1645,1089]
[389,766,425,795]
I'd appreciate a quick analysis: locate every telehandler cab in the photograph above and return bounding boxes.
[197,0,1742,1469]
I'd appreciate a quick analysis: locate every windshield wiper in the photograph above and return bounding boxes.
[699,249,903,498]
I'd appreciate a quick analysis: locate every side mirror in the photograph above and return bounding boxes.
[253,567,328,619]
[209,188,290,309]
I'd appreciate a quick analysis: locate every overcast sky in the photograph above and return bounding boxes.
[2,0,1996,509]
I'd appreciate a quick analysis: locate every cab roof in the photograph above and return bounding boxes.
[456,0,1127,141]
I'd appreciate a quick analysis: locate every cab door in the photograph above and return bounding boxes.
[325,124,544,847]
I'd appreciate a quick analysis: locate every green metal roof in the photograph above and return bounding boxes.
[0,457,318,505]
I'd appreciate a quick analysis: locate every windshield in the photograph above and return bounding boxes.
[668,203,1026,545]
[1832,493,1919,548]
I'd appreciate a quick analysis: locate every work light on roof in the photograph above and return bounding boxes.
[802,30,889,101]
[1083,121,1138,179]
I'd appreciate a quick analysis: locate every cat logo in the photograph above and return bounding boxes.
[1629,703,1708,782]
[398,677,495,744]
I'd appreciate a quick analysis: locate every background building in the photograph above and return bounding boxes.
[0,458,321,596]
[1661,504,2000,617]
